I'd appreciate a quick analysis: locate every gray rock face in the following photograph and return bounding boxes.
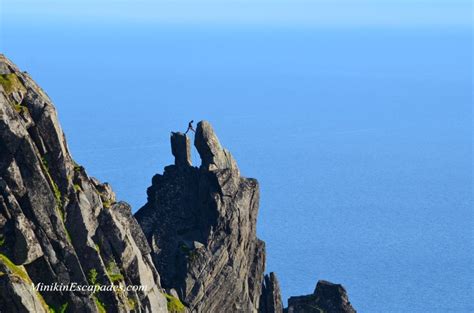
[287,280,356,313]
[260,273,283,313]
[135,121,265,312]
[1,53,359,313]
[171,132,192,167]
[194,121,239,173]
[0,55,168,313]
[0,265,49,313]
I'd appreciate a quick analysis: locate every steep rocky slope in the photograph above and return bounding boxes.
[0,55,168,312]
[135,125,265,312]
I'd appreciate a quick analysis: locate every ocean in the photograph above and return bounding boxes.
[2,22,472,312]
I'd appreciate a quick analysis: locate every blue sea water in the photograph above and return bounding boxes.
[1,23,472,312]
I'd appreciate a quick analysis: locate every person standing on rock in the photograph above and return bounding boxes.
[185,120,195,134]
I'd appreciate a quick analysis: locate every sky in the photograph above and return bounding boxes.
[1,0,472,29]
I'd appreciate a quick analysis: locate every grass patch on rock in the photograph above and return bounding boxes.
[88,268,99,286]
[0,73,25,94]
[13,103,29,114]
[93,296,106,313]
[165,293,185,313]
[106,260,124,283]
[0,253,31,282]
[40,156,64,217]
[0,253,51,312]
[128,297,136,310]
[49,302,69,313]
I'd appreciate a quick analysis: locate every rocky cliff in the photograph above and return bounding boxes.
[135,125,265,313]
[0,54,357,313]
[0,55,168,312]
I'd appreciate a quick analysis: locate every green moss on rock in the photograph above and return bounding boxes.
[40,156,65,220]
[0,253,31,282]
[59,302,69,313]
[88,268,98,286]
[49,302,69,313]
[93,296,106,313]
[106,260,124,283]
[0,254,51,312]
[13,103,29,114]
[102,198,111,209]
[165,294,185,313]
[0,73,25,94]
[128,297,136,310]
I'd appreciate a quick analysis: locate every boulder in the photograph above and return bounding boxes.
[287,280,356,313]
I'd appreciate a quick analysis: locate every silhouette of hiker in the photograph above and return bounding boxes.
[185,120,195,134]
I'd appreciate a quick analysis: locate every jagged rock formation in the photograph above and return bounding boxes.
[0,54,358,313]
[259,272,283,313]
[171,132,192,167]
[286,280,356,313]
[0,55,168,312]
[135,124,265,312]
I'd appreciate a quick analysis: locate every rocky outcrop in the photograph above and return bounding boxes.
[135,124,265,312]
[171,132,192,167]
[0,55,168,313]
[286,280,356,313]
[0,54,358,313]
[194,122,239,173]
[259,272,283,313]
